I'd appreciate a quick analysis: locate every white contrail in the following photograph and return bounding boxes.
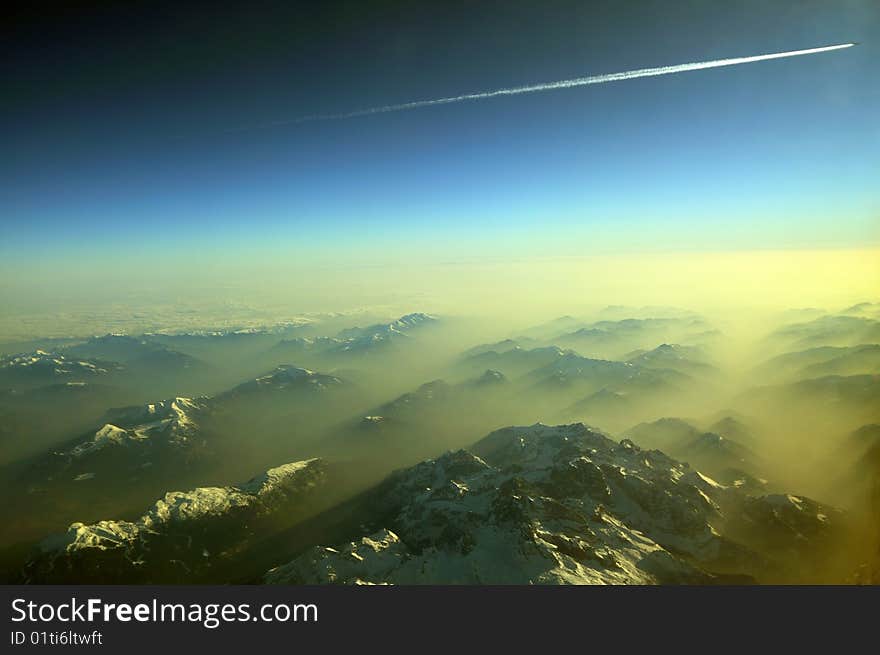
[242,43,854,128]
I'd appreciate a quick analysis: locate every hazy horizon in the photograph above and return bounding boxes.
[2,247,878,343]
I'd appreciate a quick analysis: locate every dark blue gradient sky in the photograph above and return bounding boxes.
[2,0,878,265]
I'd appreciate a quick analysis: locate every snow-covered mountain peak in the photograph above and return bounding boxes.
[238,458,325,497]
[227,365,345,394]
[256,365,315,383]
[25,458,328,583]
[0,350,120,379]
[265,423,841,585]
[61,396,208,460]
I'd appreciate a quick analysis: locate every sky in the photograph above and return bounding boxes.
[1,0,879,322]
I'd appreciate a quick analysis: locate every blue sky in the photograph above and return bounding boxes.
[2,0,878,265]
